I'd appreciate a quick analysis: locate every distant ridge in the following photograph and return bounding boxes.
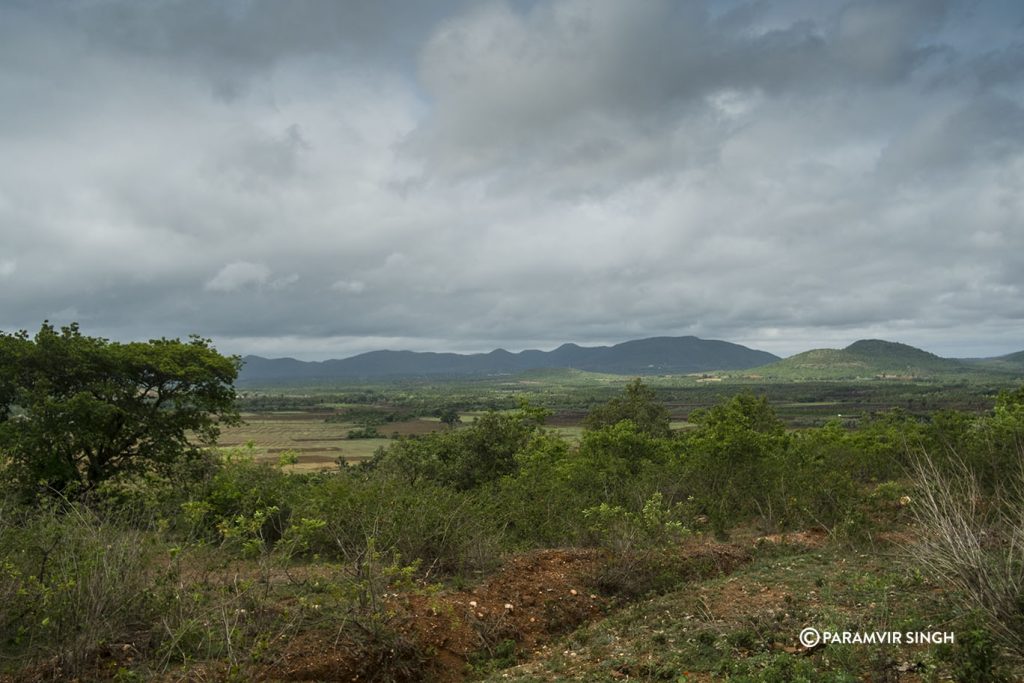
[754,339,987,380]
[237,336,780,384]
[963,349,1024,373]
[998,350,1024,366]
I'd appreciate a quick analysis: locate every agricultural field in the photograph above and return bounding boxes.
[216,412,439,469]
[218,410,593,470]
[225,373,1017,471]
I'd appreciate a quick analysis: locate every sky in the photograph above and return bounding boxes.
[1,0,1022,360]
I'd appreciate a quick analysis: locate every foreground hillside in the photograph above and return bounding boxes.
[486,536,966,682]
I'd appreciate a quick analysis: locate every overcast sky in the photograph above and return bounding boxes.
[1,0,1022,360]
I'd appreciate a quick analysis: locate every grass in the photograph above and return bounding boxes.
[484,541,972,682]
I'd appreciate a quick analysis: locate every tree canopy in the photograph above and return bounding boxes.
[583,378,672,437]
[0,322,240,496]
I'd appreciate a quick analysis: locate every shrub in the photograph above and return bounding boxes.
[583,493,692,596]
[583,378,671,437]
[296,470,506,577]
[681,394,789,534]
[379,401,549,491]
[0,500,165,678]
[908,451,1024,660]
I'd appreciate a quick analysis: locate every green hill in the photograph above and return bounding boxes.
[753,339,983,380]
[969,349,1024,373]
[237,336,779,385]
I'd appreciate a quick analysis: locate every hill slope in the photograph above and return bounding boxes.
[966,349,1024,373]
[237,336,780,384]
[754,339,979,380]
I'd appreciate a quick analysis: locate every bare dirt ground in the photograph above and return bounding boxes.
[266,541,751,682]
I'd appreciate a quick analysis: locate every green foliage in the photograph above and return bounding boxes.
[346,425,380,439]
[920,388,1024,492]
[584,493,694,597]
[380,400,549,490]
[584,378,671,437]
[497,430,587,546]
[0,322,239,497]
[294,470,505,575]
[468,637,518,674]
[571,420,673,504]
[1,364,1022,679]
[682,394,789,533]
[0,500,165,676]
[184,447,299,545]
[498,420,677,547]
[937,615,1010,683]
[439,407,461,427]
[583,493,689,556]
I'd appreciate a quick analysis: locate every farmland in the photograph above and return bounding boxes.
[224,371,1016,471]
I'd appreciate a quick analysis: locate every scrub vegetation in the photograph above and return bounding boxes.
[1,325,1023,681]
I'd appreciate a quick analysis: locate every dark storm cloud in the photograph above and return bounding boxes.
[0,0,1021,360]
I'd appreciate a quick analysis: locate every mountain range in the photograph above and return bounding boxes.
[237,337,1024,385]
[238,336,778,384]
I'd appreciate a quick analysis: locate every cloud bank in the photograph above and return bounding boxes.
[1,0,1021,359]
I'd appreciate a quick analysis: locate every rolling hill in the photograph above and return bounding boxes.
[237,336,780,384]
[753,339,988,380]
[964,349,1024,374]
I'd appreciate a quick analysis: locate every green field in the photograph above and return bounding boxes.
[228,371,1018,471]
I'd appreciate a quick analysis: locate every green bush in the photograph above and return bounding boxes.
[583,493,693,596]
[182,447,300,545]
[378,401,549,490]
[583,378,671,437]
[0,501,166,677]
[295,470,506,576]
[680,394,789,534]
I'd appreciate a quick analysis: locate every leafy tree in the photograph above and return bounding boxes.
[683,393,788,532]
[0,322,240,496]
[439,408,461,428]
[382,400,549,490]
[583,378,671,437]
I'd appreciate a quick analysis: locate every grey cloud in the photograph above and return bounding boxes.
[20,0,469,91]
[0,0,1021,359]
[878,96,1024,179]
[205,262,272,292]
[405,0,958,187]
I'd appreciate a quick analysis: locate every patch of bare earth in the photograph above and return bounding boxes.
[753,528,828,549]
[267,541,751,682]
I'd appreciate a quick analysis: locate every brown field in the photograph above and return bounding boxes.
[216,410,591,471]
[216,413,451,470]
